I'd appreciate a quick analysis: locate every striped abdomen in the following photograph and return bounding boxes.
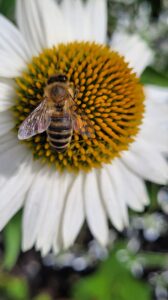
[47,115,72,152]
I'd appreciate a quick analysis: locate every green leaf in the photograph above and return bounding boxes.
[6,277,29,300]
[146,182,160,211]
[0,273,29,300]
[141,67,168,87]
[0,0,16,21]
[139,252,168,268]
[3,211,22,270]
[33,293,53,300]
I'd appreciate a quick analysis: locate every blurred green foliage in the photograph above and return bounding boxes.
[0,273,29,300]
[3,212,22,270]
[33,294,52,300]
[146,182,160,211]
[1,241,168,300]
[73,243,151,300]
[73,243,168,300]
[0,272,52,300]
[0,0,15,21]
[141,67,168,87]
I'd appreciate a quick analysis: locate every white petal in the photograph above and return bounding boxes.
[74,0,89,40]
[0,111,14,136]
[0,51,25,78]
[38,0,69,46]
[0,193,24,230]
[145,100,168,124]
[106,161,129,226]
[34,171,57,256]
[114,160,149,210]
[0,152,32,196]
[0,144,30,188]
[84,169,109,246]
[0,82,15,111]
[98,167,126,231]
[62,172,85,250]
[0,132,18,154]
[85,0,107,43]
[145,85,168,104]
[110,32,153,76]
[138,118,168,154]
[35,171,73,256]
[60,0,107,42]
[61,0,84,41]
[16,0,45,55]
[139,87,168,154]
[23,168,74,255]
[52,172,75,254]
[0,14,31,61]
[122,139,168,184]
[0,155,33,231]
[22,166,50,252]
[0,78,14,86]
[36,173,73,256]
[143,96,168,126]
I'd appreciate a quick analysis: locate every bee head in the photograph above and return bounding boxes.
[47,74,68,85]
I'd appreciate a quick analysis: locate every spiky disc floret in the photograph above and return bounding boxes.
[14,42,144,172]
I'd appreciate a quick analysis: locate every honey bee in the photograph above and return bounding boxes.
[18,74,92,152]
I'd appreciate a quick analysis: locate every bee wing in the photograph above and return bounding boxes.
[72,111,95,138]
[65,97,95,138]
[18,99,51,140]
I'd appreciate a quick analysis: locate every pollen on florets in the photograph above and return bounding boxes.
[13,41,145,172]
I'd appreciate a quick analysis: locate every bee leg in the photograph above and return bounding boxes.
[69,83,79,99]
[74,87,79,99]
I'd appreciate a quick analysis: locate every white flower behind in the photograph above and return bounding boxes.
[0,0,167,257]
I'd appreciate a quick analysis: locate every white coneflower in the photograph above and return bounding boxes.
[0,0,167,256]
